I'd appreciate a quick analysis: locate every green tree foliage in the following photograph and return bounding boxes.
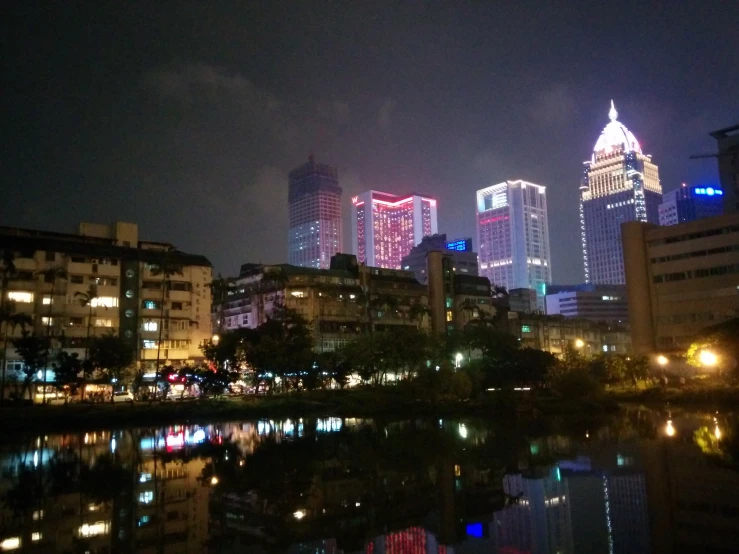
[88,334,135,387]
[51,350,84,402]
[12,332,47,401]
[687,318,739,377]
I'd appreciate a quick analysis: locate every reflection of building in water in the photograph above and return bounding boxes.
[366,527,451,554]
[491,470,573,554]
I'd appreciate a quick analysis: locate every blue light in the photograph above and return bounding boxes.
[466,523,483,538]
[707,187,714,196]
[694,186,722,196]
[445,239,471,252]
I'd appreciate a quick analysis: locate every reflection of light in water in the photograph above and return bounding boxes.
[665,420,676,437]
[33,451,39,468]
[110,438,116,453]
[715,424,722,440]
[603,476,614,554]
[458,424,468,439]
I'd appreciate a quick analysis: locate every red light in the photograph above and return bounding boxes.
[167,374,178,382]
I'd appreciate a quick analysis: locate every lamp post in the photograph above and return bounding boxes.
[657,355,669,367]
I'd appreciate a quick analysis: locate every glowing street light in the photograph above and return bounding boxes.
[210,476,219,485]
[657,355,669,366]
[574,339,585,349]
[455,352,463,369]
[211,334,220,344]
[664,419,676,437]
[293,509,306,520]
[698,350,717,367]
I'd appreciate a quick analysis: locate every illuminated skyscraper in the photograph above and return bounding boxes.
[476,180,551,310]
[288,156,343,269]
[351,190,438,269]
[580,101,662,284]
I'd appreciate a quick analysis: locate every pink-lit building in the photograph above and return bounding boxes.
[351,190,438,269]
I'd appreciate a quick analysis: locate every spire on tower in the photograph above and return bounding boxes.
[608,100,618,121]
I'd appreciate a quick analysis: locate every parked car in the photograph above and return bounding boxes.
[113,390,134,404]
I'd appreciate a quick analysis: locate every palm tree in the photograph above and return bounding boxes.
[150,251,183,393]
[0,303,32,405]
[207,274,235,334]
[74,284,100,369]
[35,266,68,403]
[408,301,431,330]
[459,298,479,326]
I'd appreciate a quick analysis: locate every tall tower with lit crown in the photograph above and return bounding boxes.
[580,101,661,284]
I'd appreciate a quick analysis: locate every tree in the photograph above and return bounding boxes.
[408,301,431,330]
[149,250,184,386]
[196,365,237,398]
[588,354,627,385]
[207,274,236,334]
[88,335,135,398]
[0,303,32,405]
[459,299,479,326]
[686,318,739,378]
[625,355,650,387]
[35,265,68,403]
[51,351,83,403]
[74,284,100,372]
[12,331,47,401]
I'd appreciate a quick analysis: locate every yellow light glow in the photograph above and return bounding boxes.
[698,350,718,367]
[211,334,220,343]
[715,425,722,440]
[210,476,219,485]
[657,355,668,366]
[574,339,585,349]
[0,537,20,550]
[293,509,306,520]
[665,420,676,437]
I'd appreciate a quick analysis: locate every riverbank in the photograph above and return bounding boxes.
[607,384,739,407]
[0,387,618,435]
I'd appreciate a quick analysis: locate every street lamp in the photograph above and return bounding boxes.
[211,334,220,345]
[664,419,676,437]
[698,350,717,367]
[455,352,463,369]
[574,338,585,349]
[657,355,669,366]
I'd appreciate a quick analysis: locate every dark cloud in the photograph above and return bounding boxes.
[3,2,738,283]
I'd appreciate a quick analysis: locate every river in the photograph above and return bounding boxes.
[0,407,737,553]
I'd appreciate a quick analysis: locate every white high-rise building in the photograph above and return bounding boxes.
[476,180,551,310]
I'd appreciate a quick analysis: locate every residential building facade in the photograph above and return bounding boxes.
[580,101,662,284]
[545,283,628,324]
[288,156,343,269]
[401,234,478,284]
[351,190,438,269]
[622,212,739,353]
[710,123,739,214]
[0,222,212,386]
[658,184,724,226]
[476,180,551,310]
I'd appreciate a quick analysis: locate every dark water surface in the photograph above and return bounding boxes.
[1,408,738,553]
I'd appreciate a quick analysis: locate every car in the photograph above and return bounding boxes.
[113,390,134,403]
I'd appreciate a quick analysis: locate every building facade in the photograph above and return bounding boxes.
[545,283,628,324]
[401,234,478,284]
[0,222,212,386]
[710,123,739,214]
[622,212,739,353]
[476,180,551,310]
[658,184,724,226]
[351,190,438,269]
[288,156,343,269]
[580,101,662,284]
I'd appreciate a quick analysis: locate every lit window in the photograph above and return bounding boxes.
[41,317,54,326]
[143,340,157,349]
[143,321,158,331]
[144,300,158,310]
[138,491,154,504]
[94,319,112,327]
[290,291,306,298]
[7,292,33,303]
[446,311,453,322]
[32,533,41,542]
[0,537,20,550]
[139,473,152,483]
[78,521,110,537]
[32,510,43,521]
[42,295,52,305]
[521,325,531,333]
[91,297,118,308]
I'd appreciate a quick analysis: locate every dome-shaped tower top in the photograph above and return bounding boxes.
[592,100,641,161]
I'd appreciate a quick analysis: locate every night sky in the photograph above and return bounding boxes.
[4,2,738,284]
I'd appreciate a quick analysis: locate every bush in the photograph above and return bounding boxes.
[551,369,604,400]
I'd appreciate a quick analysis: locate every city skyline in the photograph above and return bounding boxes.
[3,3,736,284]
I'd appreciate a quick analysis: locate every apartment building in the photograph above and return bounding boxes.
[0,222,212,382]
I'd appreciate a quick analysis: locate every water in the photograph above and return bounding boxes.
[0,409,738,553]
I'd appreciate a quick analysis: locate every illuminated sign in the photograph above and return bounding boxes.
[445,238,472,252]
[351,196,358,204]
[694,187,722,196]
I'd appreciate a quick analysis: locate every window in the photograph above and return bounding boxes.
[32,532,41,542]
[143,340,157,349]
[69,317,84,326]
[70,275,84,284]
[143,321,158,331]
[42,295,52,305]
[32,510,44,521]
[45,251,55,261]
[139,473,152,483]
[5,360,24,372]
[95,319,112,327]
[522,325,532,333]
[170,282,190,291]
[446,310,453,322]
[91,297,118,308]
[78,521,110,537]
[143,300,160,310]
[42,317,54,326]
[170,302,183,310]
[71,256,86,263]
[8,291,33,303]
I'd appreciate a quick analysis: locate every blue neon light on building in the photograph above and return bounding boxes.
[445,238,472,252]
[693,186,723,196]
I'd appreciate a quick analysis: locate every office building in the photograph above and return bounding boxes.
[710,123,739,214]
[622,212,739,353]
[508,288,538,314]
[288,156,343,269]
[658,183,724,226]
[351,190,438,269]
[580,101,662,284]
[476,180,551,311]
[0,222,212,388]
[546,283,628,324]
[401,234,478,284]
